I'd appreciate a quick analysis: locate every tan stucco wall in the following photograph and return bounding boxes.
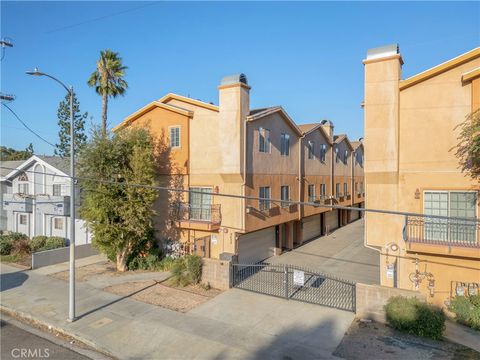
[364,50,480,307]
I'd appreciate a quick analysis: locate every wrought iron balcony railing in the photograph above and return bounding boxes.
[404,215,480,248]
[176,203,221,224]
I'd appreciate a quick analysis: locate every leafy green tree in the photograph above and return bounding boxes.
[454,109,480,181]
[54,92,88,158]
[78,126,157,271]
[87,49,128,134]
[0,144,34,161]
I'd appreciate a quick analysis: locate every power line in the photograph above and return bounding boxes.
[1,165,478,223]
[1,103,57,148]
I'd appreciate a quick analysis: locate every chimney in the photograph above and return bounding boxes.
[320,119,334,140]
[218,73,250,175]
[363,44,403,175]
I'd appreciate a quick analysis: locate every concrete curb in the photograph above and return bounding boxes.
[0,304,116,360]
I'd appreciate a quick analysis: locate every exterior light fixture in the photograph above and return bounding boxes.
[415,188,420,199]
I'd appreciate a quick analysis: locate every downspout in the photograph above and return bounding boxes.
[298,134,304,221]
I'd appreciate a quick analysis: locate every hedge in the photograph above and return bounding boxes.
[449,295,480,330]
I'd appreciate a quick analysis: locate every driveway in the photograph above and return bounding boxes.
[269,219,380,284]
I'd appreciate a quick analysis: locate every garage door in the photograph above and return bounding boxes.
[302,215,321,242]
[325,210,339,232]
[238,226,276,264]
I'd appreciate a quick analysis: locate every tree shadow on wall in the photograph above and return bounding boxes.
[152,129,184,245]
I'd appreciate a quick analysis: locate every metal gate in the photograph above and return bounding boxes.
[232,263,356,312]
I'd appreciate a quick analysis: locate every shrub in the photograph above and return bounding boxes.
[170,255,203,287]
[385,296,445,340]
[158,256,176,271]
[11,238,31,255]
[41,237,66,251]
[30,236,48,252]
[6,232,29,242]
[128,253,163,271]
[449,295,480,330]
[0,237,13,255]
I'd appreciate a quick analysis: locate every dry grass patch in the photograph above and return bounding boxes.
[104,279,222,313]
[50,261,118,282]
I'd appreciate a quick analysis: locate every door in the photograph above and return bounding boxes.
[195,235,211,258]
[325,210,339,233]
[238,227,276,263]
[302,215,322,242]
[189,187,212,221]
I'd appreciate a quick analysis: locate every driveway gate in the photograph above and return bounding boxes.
[232,263,356,312]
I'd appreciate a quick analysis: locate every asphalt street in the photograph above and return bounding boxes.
[1,318,92,360]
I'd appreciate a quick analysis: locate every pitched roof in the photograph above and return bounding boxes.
[298,123,318,133]
[350,141,363,150]
[159,93,219,112]
[2,155,70,180]
[0,160,24,179]
[37,156,70,174]
[246,106,303,136]
[334,134,354,150]
[400,47,480,90]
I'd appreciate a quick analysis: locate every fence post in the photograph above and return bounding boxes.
[284,265,289,299]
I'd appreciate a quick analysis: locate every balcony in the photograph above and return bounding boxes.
[175,203,221,231]
[2,193,33,212]
[404,215,480,258]
[35,195,70,216]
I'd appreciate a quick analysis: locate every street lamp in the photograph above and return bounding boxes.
[26,68,76,322]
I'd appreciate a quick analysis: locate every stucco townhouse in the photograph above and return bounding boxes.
[114,74,364,264]
[0,155,90,245]
[363,44,480,306]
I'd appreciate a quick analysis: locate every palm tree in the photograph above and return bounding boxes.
[88,49,128,134]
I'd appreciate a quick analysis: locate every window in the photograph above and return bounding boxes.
[424,191,477,242]
[18,183,29,194]
[308,184,315,203]
[259,186,271,211]
[281,186,290,208]
[344,150,349,163]
[344,183,348,196]
[259,127,271,153]
[335,183,341,198]
[280,133,290,156]
[169,126,181,148]
[308,141,315,159]
[19,214,27,225]
[54,218,63,230]
[355,182,359,194]
[320,184,326,199]
[189,187,212,221]
[53,184,62,196]
[320,144,326,163]
[335,146,339,163]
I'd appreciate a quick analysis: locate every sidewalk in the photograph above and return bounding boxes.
[0,261,353,360]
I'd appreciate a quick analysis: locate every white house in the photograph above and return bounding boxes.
[0,155,90,245]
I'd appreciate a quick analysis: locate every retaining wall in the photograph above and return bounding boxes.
[31,243,98,269]
[201,258,231,290]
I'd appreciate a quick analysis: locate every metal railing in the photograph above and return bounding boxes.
[232,263,356,312]
[404,215,480,248]
[176,203,221,224]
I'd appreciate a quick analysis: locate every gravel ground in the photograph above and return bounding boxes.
[49,261,152,282]
[104,280,222,313]
[334,319,480,360]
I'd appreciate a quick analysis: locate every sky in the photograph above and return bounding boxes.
[1,1,479,155]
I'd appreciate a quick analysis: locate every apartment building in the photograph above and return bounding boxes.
[363,45,480,306]
[0,155,90,244]
[114,74,363,264]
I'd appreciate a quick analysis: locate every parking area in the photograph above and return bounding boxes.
[268,219,380,284]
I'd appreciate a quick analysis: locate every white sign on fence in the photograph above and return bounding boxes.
[293,270,305,286]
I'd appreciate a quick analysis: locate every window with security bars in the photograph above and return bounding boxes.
[259,127,271,153]
[281,186,290,208]
[281,133,290,156]
[170,126,181,148]
[259,186,271,211]
[423,191,477,243]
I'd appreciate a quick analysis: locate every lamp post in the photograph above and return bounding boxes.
[26,68,76,322]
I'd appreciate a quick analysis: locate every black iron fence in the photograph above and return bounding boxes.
[404,215,480,248]
[232,263,356,312]
[176,203,221,223]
